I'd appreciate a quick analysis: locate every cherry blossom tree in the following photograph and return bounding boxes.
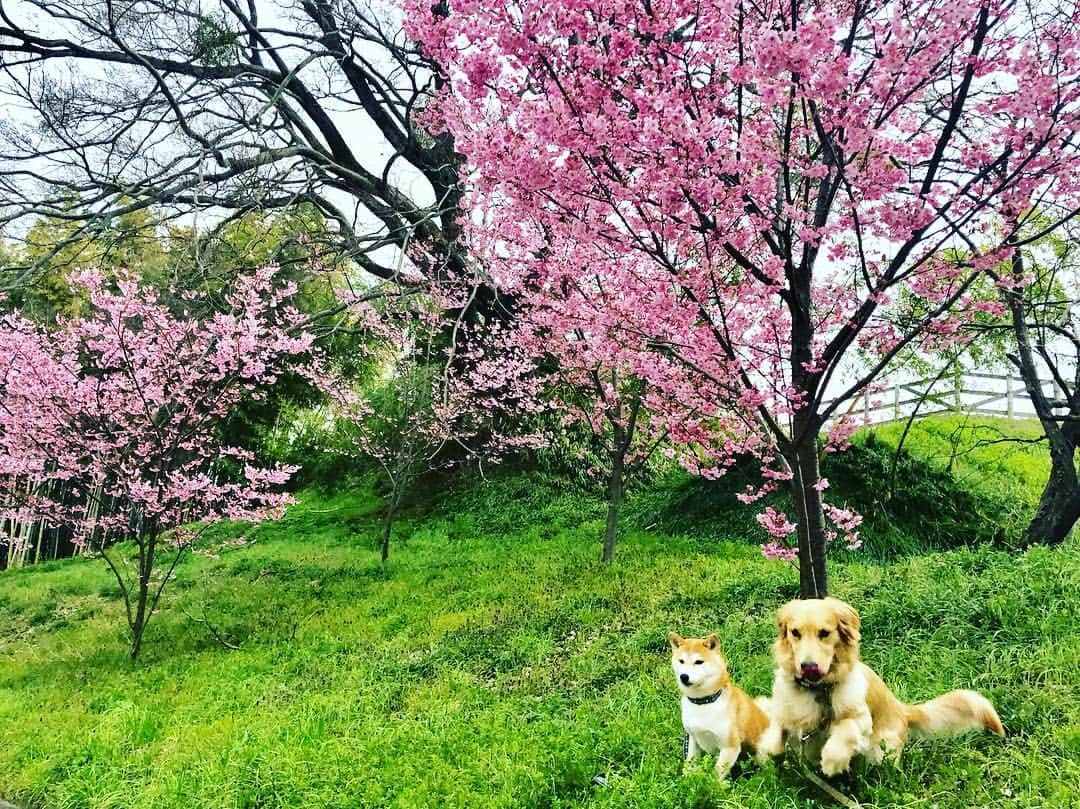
[551,368,660,562]
[325,279,542,562]
[0,268,315,658]
[506,248,734,561]
[408,0,1080,596]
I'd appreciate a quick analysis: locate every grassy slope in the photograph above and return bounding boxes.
[628,414,1056,558]
[866,415,1049,505]
[0,425,1076,808]
[834,415,1056,554]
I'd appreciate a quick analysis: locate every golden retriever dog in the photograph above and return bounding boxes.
[759,597,1004,775]
[668,632,773,778]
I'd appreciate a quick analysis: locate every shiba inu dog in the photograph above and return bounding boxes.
[668,632,773,778]
[763,597,1004,775]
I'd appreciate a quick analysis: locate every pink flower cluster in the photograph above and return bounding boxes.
[0,267,316,547]
[407,0,1080,564]
[756,506,798,539]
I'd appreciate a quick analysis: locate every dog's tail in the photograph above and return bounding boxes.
[905,690,1004,737]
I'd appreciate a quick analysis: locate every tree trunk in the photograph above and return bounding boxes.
[130,593,149,661]
[1024,447,1080,547]
[31,519,43,565]
[380,486,402,564]
[1001,245,1080,548]
[601,452,625,563]
[788,434,829,599]
[788,202,829,598]
[130,530,156,661]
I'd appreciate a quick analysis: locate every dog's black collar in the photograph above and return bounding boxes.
[686,687,727,705]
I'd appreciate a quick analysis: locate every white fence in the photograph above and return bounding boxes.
[834,372,1067,426]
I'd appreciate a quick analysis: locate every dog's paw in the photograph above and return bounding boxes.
[714,747,741,779]
[820,749,852,777]
[713,763,737,783]
[863,744,885,765]
[758,725,784,757]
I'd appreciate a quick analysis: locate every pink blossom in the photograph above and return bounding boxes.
[405,0,1080,580]
[756,507,798,539]
[0,267,315,548]
[761,542,799,562]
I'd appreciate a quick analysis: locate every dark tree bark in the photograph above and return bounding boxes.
[129,525,157,661]
[788,436,829,599]
[601,447,625,564]
[1027,463,1080,545]
[380,484,403,564]
[595,374,648,563]
[999,243,1080,547]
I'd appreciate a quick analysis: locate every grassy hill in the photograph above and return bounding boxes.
[0,419,1077,808]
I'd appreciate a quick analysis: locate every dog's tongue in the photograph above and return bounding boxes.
[800,665,823,682]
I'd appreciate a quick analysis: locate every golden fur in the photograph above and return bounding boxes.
[760,597,1004,775]
[669,632,773,777]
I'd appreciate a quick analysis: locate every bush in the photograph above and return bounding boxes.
[623,416,1044,558]
[824,433,1028,556]
[258,402,369,491]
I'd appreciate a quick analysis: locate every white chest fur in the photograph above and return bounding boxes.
[770,663,871,739]
[771,671,827,737]
[681,692,735,753]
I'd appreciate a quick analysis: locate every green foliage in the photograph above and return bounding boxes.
[191,15,239,66]
[623,457,774,543]
[526,408,612,485]
[162,206,346,311]
[159,206,373,465]
[0,475,1076,808]
[822,425,1032,556]
[846,416,1049,542]
[3,206,171,321]
[257,402,368,491]
[432,469,606,537]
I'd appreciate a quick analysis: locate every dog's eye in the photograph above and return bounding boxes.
[819,629,830,639]
[679,659,685,664]
[694,660,704,665]
[791,629,801,639]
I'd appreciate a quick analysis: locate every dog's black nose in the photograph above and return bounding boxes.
[679,673,691,685]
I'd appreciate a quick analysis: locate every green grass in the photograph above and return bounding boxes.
[0,467,1077,809]
[840,415,1059,553]
[863,414,1049,507]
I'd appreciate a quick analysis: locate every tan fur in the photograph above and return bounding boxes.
[669,632,775,777]
[906,690,1005,736]
[733,685,772,746]
[767,598,1004,775]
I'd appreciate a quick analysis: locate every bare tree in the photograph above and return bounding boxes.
[0,0,467,289]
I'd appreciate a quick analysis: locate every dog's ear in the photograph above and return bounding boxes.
[668,631,685,650]
[772,601,795,664]
[829,598,861,645]
[775,601,794,638]
[703,633,720,650]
